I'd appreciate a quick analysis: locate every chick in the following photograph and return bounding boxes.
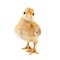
[15,7,41,55]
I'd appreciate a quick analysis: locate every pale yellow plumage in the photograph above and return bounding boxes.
[15,7,41,54]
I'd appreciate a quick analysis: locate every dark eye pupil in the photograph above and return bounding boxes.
[24,12,25,14]
[32,13,34,15]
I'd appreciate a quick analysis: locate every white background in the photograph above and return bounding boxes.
[0,0,60,60]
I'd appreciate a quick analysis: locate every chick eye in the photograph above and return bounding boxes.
[32,13,34,15]
[24,12,25,14]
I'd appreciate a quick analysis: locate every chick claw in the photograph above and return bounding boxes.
[22,46,32,50]
[27,48,39,55]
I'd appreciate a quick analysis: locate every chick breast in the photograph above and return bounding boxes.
[15,19,41,42]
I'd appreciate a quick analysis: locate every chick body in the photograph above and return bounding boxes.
[15,18,40,42]
[15,8,41,54]
[15,7,41,43]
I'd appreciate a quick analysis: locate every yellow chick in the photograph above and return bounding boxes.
[15,7,41,55]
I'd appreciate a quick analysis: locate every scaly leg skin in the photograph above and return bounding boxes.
[27,41,39,55]
[22,42,32,50]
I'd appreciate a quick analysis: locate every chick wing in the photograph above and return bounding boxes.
[31,22,41,36]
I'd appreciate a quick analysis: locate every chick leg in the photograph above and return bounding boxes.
[27,41,39,55]
[22,42,31,49]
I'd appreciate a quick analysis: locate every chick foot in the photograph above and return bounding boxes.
[22,42,32,50]
[22,46,31,50]
[27,48,39,55]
